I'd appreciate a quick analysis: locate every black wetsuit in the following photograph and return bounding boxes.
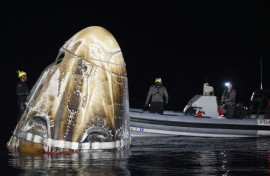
[16,81,29,115]
[221,88,237,118]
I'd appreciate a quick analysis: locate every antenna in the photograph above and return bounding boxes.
[260,57,263,89]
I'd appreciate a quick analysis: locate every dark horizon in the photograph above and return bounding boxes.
[1,1,270,115]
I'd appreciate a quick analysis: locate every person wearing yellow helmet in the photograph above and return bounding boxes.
[16,70,30,117]
[144,77,169,114]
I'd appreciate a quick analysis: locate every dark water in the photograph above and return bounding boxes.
[2,135,270,176]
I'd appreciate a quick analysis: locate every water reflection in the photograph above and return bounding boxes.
[8,149,131,176]
[5,136,270,175]
[128,136,270,175]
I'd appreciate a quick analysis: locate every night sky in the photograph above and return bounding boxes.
[1,1,270,116]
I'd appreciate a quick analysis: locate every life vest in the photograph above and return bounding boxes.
[152,85,163,97]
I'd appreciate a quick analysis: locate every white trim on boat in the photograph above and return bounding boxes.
[130,127,262,137]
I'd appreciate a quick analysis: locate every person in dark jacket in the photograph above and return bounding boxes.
[16,70,30,117]
[220,81,237,118]
[144,77,169,114]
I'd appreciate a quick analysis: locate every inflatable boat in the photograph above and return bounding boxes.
[130,88,270,137]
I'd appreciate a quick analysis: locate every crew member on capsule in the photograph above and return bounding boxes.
[16,70,30,117]
[144,77,169,114]
[220,81,236,118]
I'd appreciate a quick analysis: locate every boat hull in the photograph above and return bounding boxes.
[130,108,270,137]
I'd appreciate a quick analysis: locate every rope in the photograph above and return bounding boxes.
[60,47,127,77]
[61,47,125,67]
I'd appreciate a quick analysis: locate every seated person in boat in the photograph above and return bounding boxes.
[144,77,169,114]
[220,82,237,118]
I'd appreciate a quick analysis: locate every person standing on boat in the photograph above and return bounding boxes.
[16,70,30,118]
[144,77,169,114]
[220,82,237,118]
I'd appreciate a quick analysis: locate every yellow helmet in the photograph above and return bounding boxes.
[17,70,27,78]
[155,77,162,84]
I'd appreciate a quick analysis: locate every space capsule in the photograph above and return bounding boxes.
[7,26,130,153]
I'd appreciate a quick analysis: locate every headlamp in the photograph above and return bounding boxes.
[225,82,230,87]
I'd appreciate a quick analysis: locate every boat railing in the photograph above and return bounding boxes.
[247,89,270,119]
